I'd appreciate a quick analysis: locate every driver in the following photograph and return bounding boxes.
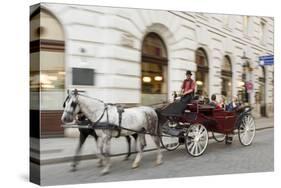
[161,70,196,116]
[180,70,196,105]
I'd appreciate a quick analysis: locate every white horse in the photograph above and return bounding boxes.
[61,90,163,175]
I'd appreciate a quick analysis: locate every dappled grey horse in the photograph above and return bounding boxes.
[61,90,163,175]
[68,112,138,172]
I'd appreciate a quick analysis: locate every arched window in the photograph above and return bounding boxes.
[195,48,209,96]
[30,8,65,92]
[30,7,65,136]
[221,55,232,99]
[141,33,168,105]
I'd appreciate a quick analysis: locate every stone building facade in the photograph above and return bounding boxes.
[30,3,274,136]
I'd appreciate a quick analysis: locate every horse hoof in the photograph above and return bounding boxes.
[100,169,109,176]
[132,163,139,169]
[155,160,163,166]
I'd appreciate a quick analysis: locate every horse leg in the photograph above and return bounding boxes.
[123,136,131,161]
[132,134,144,169]
[101,136,111,175]
[96,136,105,168]
[152,135,163,166]
[71,131,87,171]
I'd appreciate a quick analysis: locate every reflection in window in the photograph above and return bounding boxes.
[30,71,65,91]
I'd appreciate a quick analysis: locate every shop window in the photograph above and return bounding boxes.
[195,48,209,96]
[141,33,168,105]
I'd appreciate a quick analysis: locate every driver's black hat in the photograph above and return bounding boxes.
[186,70,192,75]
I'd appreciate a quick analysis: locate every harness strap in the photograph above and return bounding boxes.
[91,104,107,126]
[116,106,124,138]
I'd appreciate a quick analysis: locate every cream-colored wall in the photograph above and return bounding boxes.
[41,3,274,116]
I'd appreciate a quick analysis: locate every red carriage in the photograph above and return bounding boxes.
[158,100,256,157]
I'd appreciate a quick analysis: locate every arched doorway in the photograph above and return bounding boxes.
[141,33,168,105]
[221,55,232,101]
[30,8,65,137]
[258,66,266,116]
[195,48,209,97]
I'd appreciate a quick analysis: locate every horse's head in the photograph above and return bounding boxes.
[61,89,81,123]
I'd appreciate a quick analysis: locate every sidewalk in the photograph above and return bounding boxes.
[30,117,274,165]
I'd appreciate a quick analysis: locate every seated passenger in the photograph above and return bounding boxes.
[226,96,241,111]
[219,96,227,110]
[209,94,221,109]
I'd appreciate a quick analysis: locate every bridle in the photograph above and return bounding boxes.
[63,92,108,125]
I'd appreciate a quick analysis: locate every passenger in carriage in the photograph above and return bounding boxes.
[219,96,227,110]
[209,94,222,109]
[226,96,241,112]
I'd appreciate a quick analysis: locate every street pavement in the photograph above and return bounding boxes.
[38,128,274,186]
[30,117,274,165]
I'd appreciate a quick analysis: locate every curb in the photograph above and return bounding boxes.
[31,126,273,165]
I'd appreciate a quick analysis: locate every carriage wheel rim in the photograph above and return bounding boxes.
[185,124,208,156]
[160,121,180,151]
[239,115,255,145]
[161,134,180,151]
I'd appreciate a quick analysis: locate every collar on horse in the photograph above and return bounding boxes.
[77,93,124,138]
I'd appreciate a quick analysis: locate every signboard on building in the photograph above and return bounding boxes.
[259,55,274,66]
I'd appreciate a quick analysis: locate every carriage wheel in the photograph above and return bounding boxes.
[185,124,208,157]
[160,121,180,151]
[212,131,226,142]
[238,114,256,146]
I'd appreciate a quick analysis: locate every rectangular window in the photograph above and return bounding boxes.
[72,68,95,86]
[243,16,249,34]
[260,20,266,43]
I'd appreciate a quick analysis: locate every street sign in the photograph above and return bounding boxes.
[259,55,274,66]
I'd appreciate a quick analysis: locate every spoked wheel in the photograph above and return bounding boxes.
[160,121,180,151]
[185,124,208,157]
[212,131,226,142]
[238,114,256,146]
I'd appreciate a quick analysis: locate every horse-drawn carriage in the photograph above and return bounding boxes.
[61,89,255,174]
[158,100,256,157]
